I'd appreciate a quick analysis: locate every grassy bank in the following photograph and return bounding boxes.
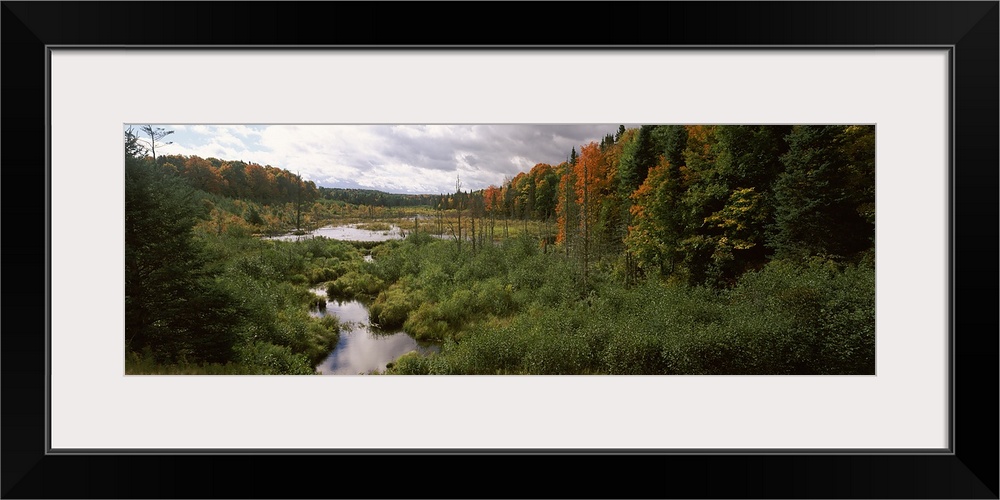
[317,231,875,375]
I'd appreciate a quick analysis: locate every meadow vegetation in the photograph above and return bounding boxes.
[125,124,876,375]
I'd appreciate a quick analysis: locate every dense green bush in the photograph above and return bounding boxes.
[308,265,344,284]
[723,259,875,374]
[304,316,341,365]
[369,280,425,329]
[326,270,386,300]
[236,341,316,375]
[443,323,529,374]
[385,350,432,375]
[386,255,874,375]
[402,302,452,341]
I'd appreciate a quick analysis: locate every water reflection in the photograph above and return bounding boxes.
[268,223,404,242]
[310,288,438,375]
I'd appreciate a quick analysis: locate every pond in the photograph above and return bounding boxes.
[267,223,405,242]
[310,287,439,375]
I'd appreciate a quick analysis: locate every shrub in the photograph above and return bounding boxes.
[724,259,876,374]
[602,327,671,375]
[237,342,315,375]
[308,266,343,284]
[445,324,528,374]
[326,271,386,300]
[521,326,592,374]
[304,316,340,365]
[369,281,425,330]
[385,351,432,375]
[404,231,436,246]
[415,263,451,301]
[403,302,451,341]
[470,278,515,316]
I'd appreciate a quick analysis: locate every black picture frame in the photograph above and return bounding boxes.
[3,2,997,498]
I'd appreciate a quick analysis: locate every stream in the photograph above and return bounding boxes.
[270,223,441,373]
[310,289,439,374]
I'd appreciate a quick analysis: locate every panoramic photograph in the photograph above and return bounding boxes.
[124,124,876,375]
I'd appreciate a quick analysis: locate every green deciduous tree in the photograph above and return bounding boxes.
[626,154,690,279]
[691,125,792,283]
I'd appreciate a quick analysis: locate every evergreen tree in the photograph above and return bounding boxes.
[770,125,876,261]
[617,125,659,197]
[125,129,239,363]
[661,125,689,171]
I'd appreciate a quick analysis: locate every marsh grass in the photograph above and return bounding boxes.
[359,235,876,375]
[136,204,874,376]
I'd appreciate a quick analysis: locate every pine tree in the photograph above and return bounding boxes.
[124,129,238,363]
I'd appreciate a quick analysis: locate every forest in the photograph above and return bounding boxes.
[125,124,875,375]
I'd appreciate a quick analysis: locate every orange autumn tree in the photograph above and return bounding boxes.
[572,142,612,283]
[181,156,223,194]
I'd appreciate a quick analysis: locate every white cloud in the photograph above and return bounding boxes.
[161,124,628,194]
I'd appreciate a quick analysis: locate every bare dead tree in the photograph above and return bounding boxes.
[137,125,174,165]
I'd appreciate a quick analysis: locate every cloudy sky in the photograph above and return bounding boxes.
[131,124,634,194]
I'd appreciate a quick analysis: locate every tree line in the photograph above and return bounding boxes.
[156,153,320,208]
[451,125,875,288]
[318,187,441,207]
[123,123,876,374]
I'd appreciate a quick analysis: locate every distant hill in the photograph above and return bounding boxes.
[318,187,443,208]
